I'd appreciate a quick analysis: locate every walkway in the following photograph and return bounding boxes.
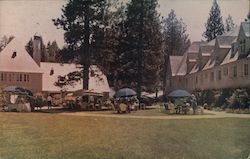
[60,110,250,120]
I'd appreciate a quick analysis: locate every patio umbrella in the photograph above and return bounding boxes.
[114,88,137,97]
[167,89,191,97]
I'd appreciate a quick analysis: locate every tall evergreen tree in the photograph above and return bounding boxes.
[96,1,127,88]
[203,0,224,41]
[162,9,190,56]
[116,0,163,92]
[162,9,190,96]
[225,15,235,32]
[0,35,14,52]
[45,40,60,62]
[25,38,33,57]
[53,0,106,90]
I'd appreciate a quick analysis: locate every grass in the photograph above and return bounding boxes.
[0,112,249,159]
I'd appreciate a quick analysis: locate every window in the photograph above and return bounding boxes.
[200,74,203,84]
[27,74,30,82]
[210,72,214,81]
[233,66,237,77]
[3,73,6,81]
[205,72,208,79]
[244,64,249,76]
[196,76,198,84]
[243,39,246,53]
[20,74,22,82]
[11,51,17,58]
[9,74,11,81]
[24,74,27,82]
[50,68,54,75]
[223,67,228,76]
[218,70,221,80]
[0,73,3,81]
[16,74,19,81]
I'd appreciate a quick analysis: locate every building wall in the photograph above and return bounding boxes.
[185,58,250,91]
[0,72,42,92]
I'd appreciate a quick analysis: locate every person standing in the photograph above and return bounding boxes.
[191,94,197,115]
[47,95,52,110]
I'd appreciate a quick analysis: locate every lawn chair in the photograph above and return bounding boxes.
[118,103,127,113]
[167,103,176,114]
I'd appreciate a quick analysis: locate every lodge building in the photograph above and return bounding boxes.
[0,35,110,96]
[166,20,250,93]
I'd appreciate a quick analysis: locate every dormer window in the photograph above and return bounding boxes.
[243,39,246,53]
[11,51,17,58]
[50,68,54,75]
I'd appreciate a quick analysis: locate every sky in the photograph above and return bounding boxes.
[0,0,249,48]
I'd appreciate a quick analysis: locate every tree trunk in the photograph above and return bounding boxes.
[137,0,143,109]
[82,1,90,90]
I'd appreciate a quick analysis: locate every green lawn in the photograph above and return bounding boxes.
[0,112,249,159]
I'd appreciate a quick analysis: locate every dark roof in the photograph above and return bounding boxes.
[241,22,250,37]
[216,36,237,48]
[187,41,206,53]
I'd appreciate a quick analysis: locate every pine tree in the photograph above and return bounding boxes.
[25,38,33,57]
[115,0,163,92]
[162,9,190,96]
[162,9,190,56]
[96,1,127,88]
[45,41,60,62]
[203,0,224,41]
[53,0,106,90]
[225,15,235,32]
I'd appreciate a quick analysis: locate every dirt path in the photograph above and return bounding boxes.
[60,110,250,120]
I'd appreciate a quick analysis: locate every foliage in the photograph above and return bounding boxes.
[45,41,60,62]
[0,35,14,52]
[162,9,190,56]
[53,0,107,90]
[25,38,33,57]
[162,9,190,95]
[194,87,250,110]
[203,0,224,41]
[114,0,163,92]
[225,15,235,32]
[199,89,215,106]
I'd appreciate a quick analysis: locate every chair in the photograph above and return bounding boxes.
[119,103,127,113]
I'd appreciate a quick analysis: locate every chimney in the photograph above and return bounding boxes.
[33,35,41,66]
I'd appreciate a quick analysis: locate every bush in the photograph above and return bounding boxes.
[193,87,250,109]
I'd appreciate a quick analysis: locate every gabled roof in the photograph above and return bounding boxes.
[187,41,206,53]
[0,38,42,73]
[203,59,215,71]
[220,50,238,65]
[206,39,216,46]
[223,26,240,37]
[216,36,237,48]
[241,22,250,37]
[189,64,199,74]
[40,62,110,93]
[169,56,183,76]
[176,53,188,76]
